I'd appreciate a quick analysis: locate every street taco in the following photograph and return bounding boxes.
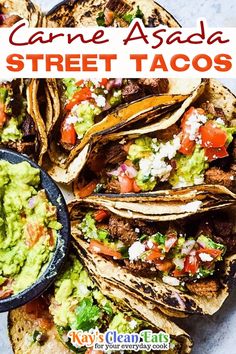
[9,252,193,354]
[0,0,41,27]
[72,79,236,198]
[46,79,202,183]
[0,79,48,164]
[70,200,236,316]
[47,78,198,168]
[44,0,180,28]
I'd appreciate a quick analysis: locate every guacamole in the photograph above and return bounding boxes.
[0,160,62,298]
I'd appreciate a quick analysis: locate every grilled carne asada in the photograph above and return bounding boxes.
[72,207,235,299]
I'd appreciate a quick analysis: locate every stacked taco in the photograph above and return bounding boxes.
[9,251,193,354]
[46,78,200,177]
[0,79,49,164]
[70,200,236,317]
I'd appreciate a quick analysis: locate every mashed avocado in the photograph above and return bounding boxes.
[50,254,145,350]
[80,212,109,241]
[73,102,101,139]
[0,85,25,143]
[169,146,208,188]
[0,160,61,297]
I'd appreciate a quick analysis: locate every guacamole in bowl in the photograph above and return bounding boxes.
[0,149,70,312]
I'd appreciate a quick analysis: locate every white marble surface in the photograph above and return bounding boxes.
[0,1,236,354]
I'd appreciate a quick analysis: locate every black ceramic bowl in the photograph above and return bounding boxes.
[0,149,70,312]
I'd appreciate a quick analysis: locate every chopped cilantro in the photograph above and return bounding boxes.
[153,232,166,245]
[96,12,106,26]
[74,298,100,331]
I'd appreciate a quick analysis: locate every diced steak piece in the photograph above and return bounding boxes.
[213,214,233,238]
[196,219,214,238]
[214,233,236,255]
[186,279,219,297]
[132,220,158,236]
[106,179,121,193]
[106,0,132,15]
[108,214,137,246]
[155,124,180,141]
[122,80,145,103]
[138,78,169,94]
[104,144,127,165]
[97,223,109,232]
[201,101,226,122]
[205,167,235,190]
[124,259,157,276]
[0,14,22,27]
[22,114,36,139]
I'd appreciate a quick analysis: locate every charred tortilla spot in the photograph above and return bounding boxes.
[83,10,92,17]
[26,1,36,12]
[65,17,76,27]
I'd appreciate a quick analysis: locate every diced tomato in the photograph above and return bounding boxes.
[200,121,227,148]
[184,255,199,275]
[75,181,97,198]
[61,122,77,145]
[104,9,115,26]
[179,107,197,155]
[181,107,196,128]
[94,210,109,222]
[155,260,173,272]
[197,247,223,258]
[179,135,196,155]
[88,240,122,259]
[37,317,53,330]
[65,87,92,111]
[76,79,84,86]
[145,249,162,261]
[26,223,44,248]
[0,102,7,128]
[133,180,141,193]
[118,175,134,193]
[100,78,108,87]
[204,146,229,162]
[0,289,13,299]
[172,269,185,277]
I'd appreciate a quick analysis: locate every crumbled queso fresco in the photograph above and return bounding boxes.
[185,111,207,144]
[138,136,181,183]
[128,241,146,261]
